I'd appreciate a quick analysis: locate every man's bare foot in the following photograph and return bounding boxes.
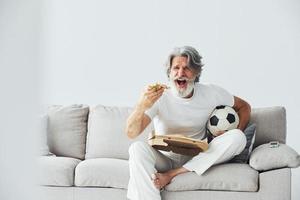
[151,167,189,190]
[151,172,172,190]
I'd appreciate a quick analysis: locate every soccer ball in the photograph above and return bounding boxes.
[207,105,239,136]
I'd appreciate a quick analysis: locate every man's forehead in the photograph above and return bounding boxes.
[171,56,188,66]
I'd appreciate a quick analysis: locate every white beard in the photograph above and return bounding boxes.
[169,77,195,98]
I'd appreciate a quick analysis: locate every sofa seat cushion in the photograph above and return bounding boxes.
[74,159,258,192]
[166,163,258,192]
[38,156,81,186]
[75,158,129,189]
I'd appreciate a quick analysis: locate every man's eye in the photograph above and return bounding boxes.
[184,67,192,72]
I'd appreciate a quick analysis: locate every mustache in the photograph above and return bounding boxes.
[171,76,194,82]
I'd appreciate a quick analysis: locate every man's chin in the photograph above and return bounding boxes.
[171,86,194,98]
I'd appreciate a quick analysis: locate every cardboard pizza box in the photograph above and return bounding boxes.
[148,133,209,156]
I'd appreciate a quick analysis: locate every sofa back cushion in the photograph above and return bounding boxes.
[250,106,286,148]
[85,105,153,160]
[85,106,286,160]
[229,123,256,163]
[47,104,89,160]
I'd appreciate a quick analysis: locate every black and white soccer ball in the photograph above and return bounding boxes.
[207,105,239,136]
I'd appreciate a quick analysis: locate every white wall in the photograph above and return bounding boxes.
[0,0,40,199]
[39,0,300,199]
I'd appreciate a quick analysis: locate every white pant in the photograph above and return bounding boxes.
[127,129,247,200]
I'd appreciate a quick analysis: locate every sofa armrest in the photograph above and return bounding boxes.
[258,168,291,200]
[249,142,300,171]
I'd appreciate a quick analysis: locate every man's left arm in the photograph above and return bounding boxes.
[232,96,251,131]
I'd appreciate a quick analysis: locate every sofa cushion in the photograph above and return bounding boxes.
[75,158,258,192]
[75,158,129,189]
[249,143,300,171]
[38,156,81,186]
[38,114,51,156]
[85,105,153,160]
[166,163,258,192]
[250,107,286,148]
[47,104,89,159]
[229,123,256,163]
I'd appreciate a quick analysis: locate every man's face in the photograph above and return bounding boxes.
[169,56,197,98]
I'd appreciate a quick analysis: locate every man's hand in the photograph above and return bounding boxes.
[137,83,168,110]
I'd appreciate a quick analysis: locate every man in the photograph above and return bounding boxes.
[126,46,251,200]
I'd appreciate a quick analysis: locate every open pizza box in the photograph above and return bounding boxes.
[148,132,209,156]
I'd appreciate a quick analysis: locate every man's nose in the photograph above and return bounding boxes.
[178,68,185,77]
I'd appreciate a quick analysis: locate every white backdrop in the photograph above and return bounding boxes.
[0,0,40,199]
[39,0,300,199]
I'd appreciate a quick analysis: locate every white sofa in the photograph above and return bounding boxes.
[38,105,300,200]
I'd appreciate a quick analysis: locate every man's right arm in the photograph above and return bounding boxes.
[125,84,167,139]
[126,105,151,139]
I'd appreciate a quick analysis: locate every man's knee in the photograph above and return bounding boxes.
[224,129,247,147]
[128,141,153,160]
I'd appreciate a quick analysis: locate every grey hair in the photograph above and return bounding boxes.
[165,46,204,82]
